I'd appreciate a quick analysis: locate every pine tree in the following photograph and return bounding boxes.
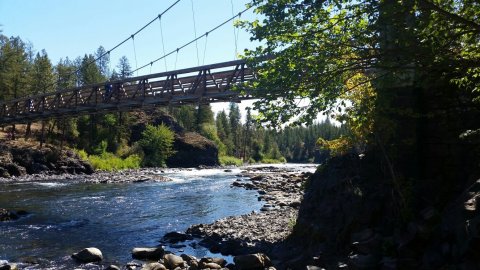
[117,56,131,79]
[29,50,54,94]
[95,46,110,78]
[196,104,214,131]
[228,103,242,157]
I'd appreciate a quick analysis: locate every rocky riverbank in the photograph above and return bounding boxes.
[0,167,174,185]
[183,166,314,267]
[0,140,93,178]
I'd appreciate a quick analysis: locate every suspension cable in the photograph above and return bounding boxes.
[131,4,252,74]
[230,0,238,59]
[202,32,209,65]
[158,15,168,71]
[132,36,138,76]
[174,49,179,70]
[190,0,200,66]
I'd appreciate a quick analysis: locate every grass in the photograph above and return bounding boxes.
[261,158,287,164]
[219,155,243,166]
[76,149,141,171]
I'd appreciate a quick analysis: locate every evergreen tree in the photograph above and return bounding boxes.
[228,103,242,157]
[215,110,234,155]
[95,46,110,78]
[55,57,76,90]
[196,104,214,131]
[29,50,54,94]
[78,54,104,85]
[117,56,131,79]
[0,36,30,99]
[169,105,196,131]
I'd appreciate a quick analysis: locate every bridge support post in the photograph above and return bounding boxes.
[40,121,45,148]
[11,124,15,141]
[60,118,66,149]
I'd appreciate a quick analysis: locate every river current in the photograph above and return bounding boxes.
[0,164,315,269]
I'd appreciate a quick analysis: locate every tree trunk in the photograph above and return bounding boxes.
[25,122,32,140]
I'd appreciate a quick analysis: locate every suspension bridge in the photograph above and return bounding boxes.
[0,1,265,125]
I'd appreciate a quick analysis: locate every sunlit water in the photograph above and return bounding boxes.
[0,164,316,269]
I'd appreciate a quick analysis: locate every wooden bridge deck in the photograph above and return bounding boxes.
[0,59,255,125]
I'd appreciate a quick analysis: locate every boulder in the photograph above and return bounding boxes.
[233,254,272,270]
[163,254,185,269]
[162,231,193,243]
[203,262,222,269]
[199,257,227,267]
[0,209,19,221]
[166,132,219,168]
[105,265,121,270]
[0,263,17,270]
[5,163,26,177]
[71,247,103,263]
[142,262,167,270]
[180,254,197,264]
[132,247,165,260]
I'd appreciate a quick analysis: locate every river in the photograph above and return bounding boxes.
[0,164,316,269]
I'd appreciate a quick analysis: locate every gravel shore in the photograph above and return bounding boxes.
[184,166,314,260]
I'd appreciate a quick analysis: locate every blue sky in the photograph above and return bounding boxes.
[0,0,258,73]
[0,0,260,114]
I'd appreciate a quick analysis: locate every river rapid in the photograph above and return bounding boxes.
[0,164,316,269]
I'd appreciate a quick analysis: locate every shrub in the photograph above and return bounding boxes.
[219,155,243,166]
[138,124,175,167]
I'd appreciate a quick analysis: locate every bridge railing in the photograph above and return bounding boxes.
[0,59,255,124]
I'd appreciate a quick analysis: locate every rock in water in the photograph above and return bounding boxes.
[233,253,272,270]
[141,262,167,270]
[163,254,185,269]
[0,263,18,270]
[131,247,165,260]
[71,247,103,262]
[162,231,193,243]
[0,209,19,221]
[105,265,121,270]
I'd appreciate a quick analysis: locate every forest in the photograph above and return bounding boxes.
[0,34,345,169]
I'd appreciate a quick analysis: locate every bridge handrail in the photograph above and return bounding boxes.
[0,59,249,105]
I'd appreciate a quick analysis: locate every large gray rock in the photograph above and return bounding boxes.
[141,262,167,270]
[131,247,165,260]
[105,265,121,270]
[71,247,103,262]
[163,254,185,269]
[233,253,272,270]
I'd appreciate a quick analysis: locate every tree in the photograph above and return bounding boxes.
[243,0,479,126]
[242,0,480,218]
[228,103,242,157]
[117,56,132,79]
[215,110,234,155]
[78,54,104,85]
[29,50,54,94]
[95,46,110,78]
[196,104,215,131]
[0,36,30,100]
[138,124,175,167]
[55,57,76,90]
[169,105,197,131]
[25,49,54,138]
